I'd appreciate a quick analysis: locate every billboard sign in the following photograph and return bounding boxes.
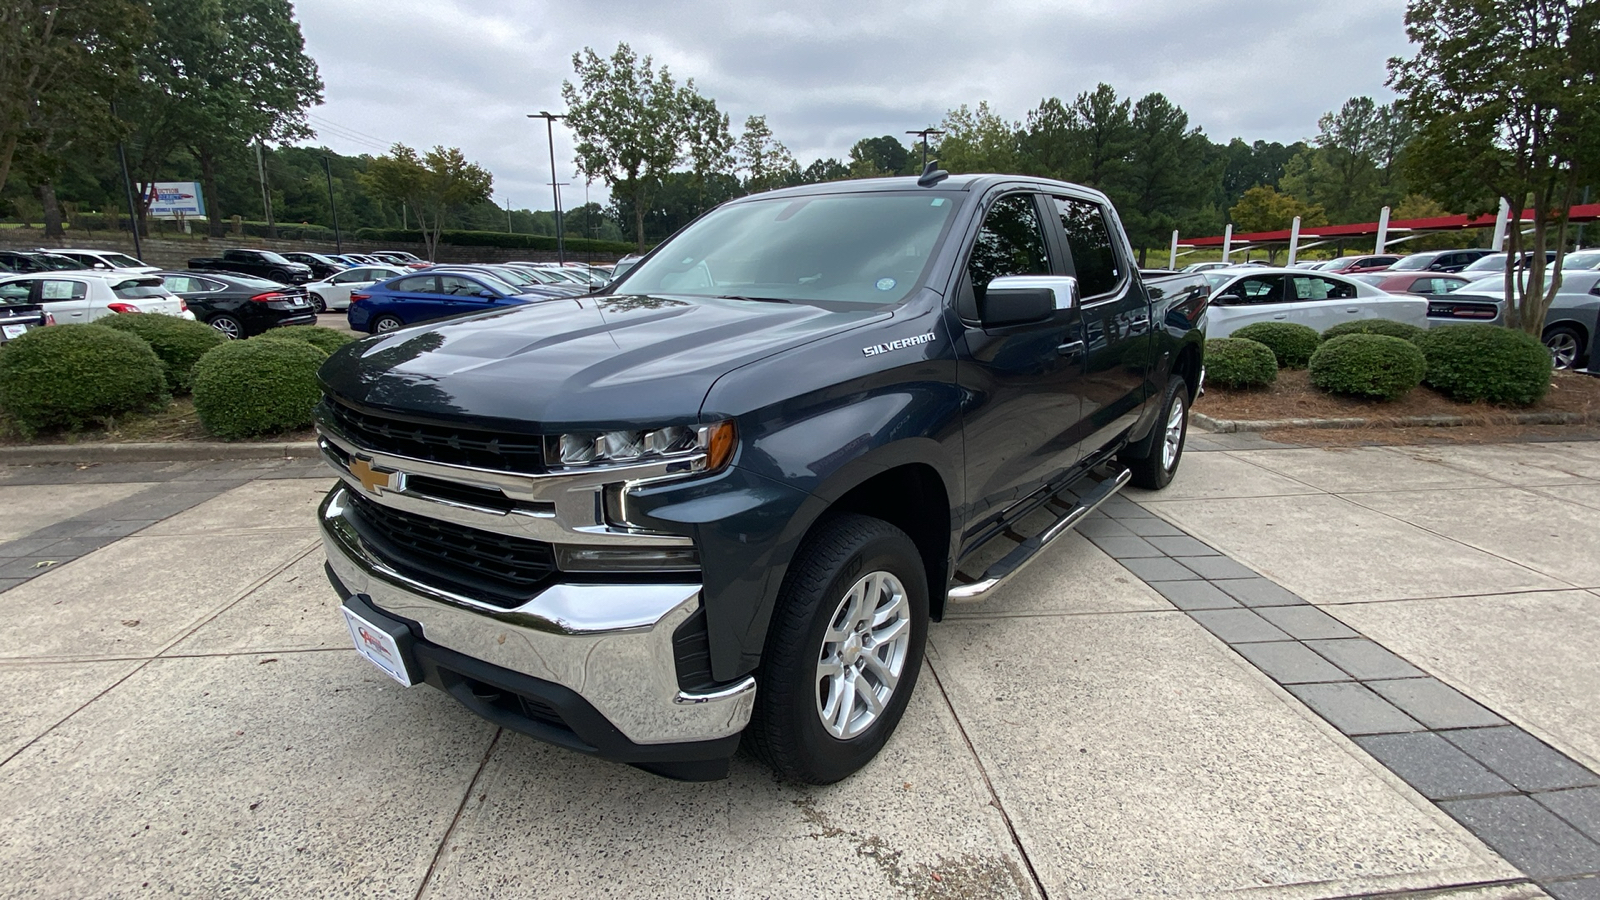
[143,182,206,219]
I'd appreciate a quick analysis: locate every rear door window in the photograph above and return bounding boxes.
[39,280,88,302]
[1053,196,1123,299]
[1291,275,1357,301]
[1228,275,1286,304]
[391,276,437,294]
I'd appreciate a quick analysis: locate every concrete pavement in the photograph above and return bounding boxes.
[0,441,1594,898]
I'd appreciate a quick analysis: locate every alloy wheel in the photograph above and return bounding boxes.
[1162,394,1186,471]
[1546,332,1580,370]
[815,570,911,740]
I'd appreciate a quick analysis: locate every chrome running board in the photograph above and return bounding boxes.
[947,467,1133,603]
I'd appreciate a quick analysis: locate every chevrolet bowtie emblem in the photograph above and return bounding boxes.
[349,456,402,495]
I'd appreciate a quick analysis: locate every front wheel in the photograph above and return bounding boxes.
[1544,325,1585,371]
[1122,375,1189,490]
[310,293,327,314]
[745,514,928,784]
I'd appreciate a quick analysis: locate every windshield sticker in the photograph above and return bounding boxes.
[863,332,936,357]
[931,198,947,207]
[875,278,897,291]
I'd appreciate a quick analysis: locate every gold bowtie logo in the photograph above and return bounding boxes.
[349,457,398,494]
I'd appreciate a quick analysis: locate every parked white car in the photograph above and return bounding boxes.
[0,272,194,323]
[50,249,161,275]
[1200,267,1428,336]
[306,264,408,312]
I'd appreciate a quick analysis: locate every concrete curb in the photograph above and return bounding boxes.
[0,441,321,464]
[1193,410,1597,433]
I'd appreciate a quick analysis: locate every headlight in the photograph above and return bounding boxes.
[550,420,736,471]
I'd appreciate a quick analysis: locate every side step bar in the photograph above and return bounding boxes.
[947,467,1133,603]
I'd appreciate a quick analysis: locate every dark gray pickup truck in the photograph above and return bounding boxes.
[186,248,312,284]
[314,170,1209,783]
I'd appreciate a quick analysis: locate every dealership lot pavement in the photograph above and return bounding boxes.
[0,440,1596,898]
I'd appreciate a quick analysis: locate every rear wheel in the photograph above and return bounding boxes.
[208,314,243,340]
[1544,325,1585,370]
[745,514,928,784]
[371,315,403,334]
[1122,375,1189,490]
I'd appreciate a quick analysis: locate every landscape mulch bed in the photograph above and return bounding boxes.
[1196,368,1600,447]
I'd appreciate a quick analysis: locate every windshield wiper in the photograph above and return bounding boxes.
[715,294,792,304]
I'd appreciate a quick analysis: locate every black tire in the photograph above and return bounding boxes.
[269,268,291,284]
[1543,325,1585,371]
[1122,375,1189,490]
[371,315,403,334]
[310,293,327,314]
[745,514,929,785]
[208,314,244,340]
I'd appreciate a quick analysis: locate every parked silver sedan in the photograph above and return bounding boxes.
[1448,270,1600,369]
[1199,267,1428,337]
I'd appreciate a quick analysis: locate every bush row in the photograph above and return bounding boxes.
[1205,320,1552,406]
[0,320,352,438]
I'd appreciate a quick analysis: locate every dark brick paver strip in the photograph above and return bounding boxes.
[1095,490,1600,899]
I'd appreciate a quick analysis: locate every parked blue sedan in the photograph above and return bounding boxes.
[347,270,556,333]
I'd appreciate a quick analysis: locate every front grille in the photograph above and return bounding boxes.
[321,399,545,473]
[346,491,556,606]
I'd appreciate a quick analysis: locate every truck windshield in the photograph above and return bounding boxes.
[619,192,962,306]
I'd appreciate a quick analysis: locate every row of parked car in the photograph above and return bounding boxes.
[0,247,620,345]
[1185,247,1600,370]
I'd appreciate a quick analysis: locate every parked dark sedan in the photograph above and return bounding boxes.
[281,252,350,280]
[0,250,87,274]
[346,270,554,333]
[157,271,317,339]
[1386,249,1498,273]
[0,281,51,342]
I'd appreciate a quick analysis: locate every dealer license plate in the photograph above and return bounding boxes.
[342,606,415,686]
[1,324,27,339]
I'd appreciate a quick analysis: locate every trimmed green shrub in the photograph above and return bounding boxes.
[1415,324,1552,406]
[0,324,167,434]
[1321,318,1426,344]
[98,313,226,393]
[1204,338,1278,389]
[1308,334,1427,401]
[1231,322,1321,368]
[253,325,354,356]
[191,338,328,439]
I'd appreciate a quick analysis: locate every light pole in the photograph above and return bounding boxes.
[906,128,946,170]
[322,156,342,253]
[528,111,567,263]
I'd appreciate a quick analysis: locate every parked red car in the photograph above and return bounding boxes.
[1319,254,1402,275]
[1351,272,1473,296]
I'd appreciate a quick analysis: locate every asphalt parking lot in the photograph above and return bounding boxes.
[0,438,1597,898]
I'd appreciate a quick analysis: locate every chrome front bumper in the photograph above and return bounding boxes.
[319,486,756,745]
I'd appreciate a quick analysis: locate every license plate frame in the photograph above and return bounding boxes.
[1,324,27,339]
[342,605,416,686]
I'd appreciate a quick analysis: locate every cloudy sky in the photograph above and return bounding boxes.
[294,0,1416,211]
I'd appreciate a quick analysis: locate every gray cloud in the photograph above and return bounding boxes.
[295,0,1413,208]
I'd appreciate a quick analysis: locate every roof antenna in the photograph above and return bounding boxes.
[917,160,949,187]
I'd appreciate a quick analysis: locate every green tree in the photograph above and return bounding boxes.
[0,0,149,231]
[1390,0,1600,334]
[1280,97,1412,224]
[1117,92,1218,262]
[933,103,1021,174]
[735,115,798,194]
[847,135,911,178]
[117,0,320,235]
[798,157,848,184]
[362,144,493,260]
[562,43,733,250]
[1065,83,1134,189]
[1228,186,1328,261]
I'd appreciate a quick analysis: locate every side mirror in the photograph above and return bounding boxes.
[476,289,497,299]
[980,275,1079,327]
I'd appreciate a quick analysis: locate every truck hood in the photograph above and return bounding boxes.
[318,293,890,431]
